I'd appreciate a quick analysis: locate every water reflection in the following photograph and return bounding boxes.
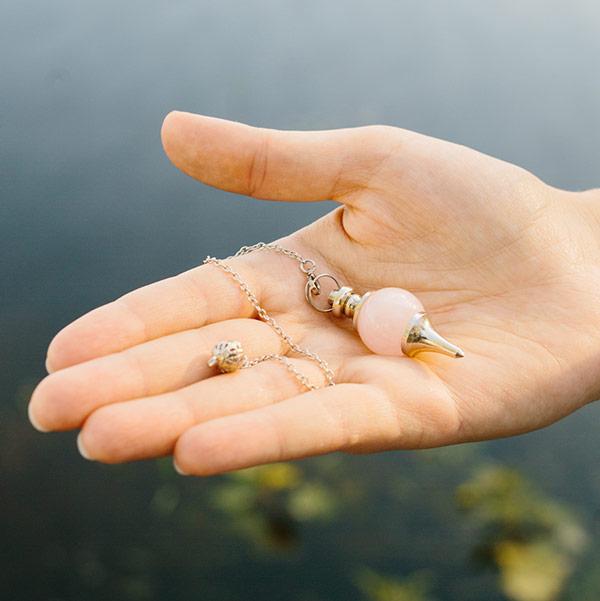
[211,463,337,549]
[3,391,600,599]
[458,466,587,601]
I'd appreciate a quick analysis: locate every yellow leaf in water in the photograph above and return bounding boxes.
[257,463,302,490]
[495,541,571,601]
[288,483,337,521]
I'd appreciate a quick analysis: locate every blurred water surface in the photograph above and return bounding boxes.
[2,2,600,600]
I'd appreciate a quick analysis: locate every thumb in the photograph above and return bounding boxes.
[160,111,403,203]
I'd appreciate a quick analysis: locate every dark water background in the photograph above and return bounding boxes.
[2,2,600,600]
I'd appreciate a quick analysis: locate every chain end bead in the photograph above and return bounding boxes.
[208,340,246,373]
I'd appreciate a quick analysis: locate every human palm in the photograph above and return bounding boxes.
[29,112,600,475]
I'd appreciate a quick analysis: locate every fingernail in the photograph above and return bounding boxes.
[77,433,93,460]
[45,356,55,374]
[173,459,188,476]
[28,403,49,433]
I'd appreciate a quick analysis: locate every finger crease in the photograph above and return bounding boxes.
[247,129,270,198]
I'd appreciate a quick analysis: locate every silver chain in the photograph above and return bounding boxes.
[234,242,318,277]
[203,243,336,390]
[243,354,316,391]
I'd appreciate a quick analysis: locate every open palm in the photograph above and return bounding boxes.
[29,112,600,475]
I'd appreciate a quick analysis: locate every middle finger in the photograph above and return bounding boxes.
[29,317,288,432]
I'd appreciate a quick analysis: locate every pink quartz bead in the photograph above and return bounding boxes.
[355,287,424,356]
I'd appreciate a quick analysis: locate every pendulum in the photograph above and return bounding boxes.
[207,243,465,362]
[327,286,464,358]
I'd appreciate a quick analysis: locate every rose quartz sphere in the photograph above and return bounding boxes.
[356,287,424,355]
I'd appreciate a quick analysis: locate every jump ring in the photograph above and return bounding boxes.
[300,259,316,274]
[304,273,341,313]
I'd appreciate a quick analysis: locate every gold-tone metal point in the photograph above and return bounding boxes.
[402,313,465,359]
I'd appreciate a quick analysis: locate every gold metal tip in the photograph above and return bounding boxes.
[402,313,465,359]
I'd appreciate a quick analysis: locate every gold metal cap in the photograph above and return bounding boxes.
[402,312,464,358]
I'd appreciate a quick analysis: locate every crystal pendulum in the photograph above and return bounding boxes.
[223,242,465,361]
[328,286,464,358]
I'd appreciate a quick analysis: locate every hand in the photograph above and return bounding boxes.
[28,112,600,475]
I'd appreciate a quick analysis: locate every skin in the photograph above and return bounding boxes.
[28,111,600,476]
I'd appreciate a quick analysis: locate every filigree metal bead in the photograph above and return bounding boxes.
[207,340,246,373]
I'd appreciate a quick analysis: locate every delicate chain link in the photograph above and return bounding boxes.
[233,242,319,278]
[243,354,316,391]
[204,247,336,389]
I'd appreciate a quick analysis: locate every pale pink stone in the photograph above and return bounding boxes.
[356,288,424,356]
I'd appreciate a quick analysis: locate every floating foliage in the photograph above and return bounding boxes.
[456,465,587,601]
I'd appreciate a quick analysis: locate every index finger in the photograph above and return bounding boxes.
[46,259,263,372]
